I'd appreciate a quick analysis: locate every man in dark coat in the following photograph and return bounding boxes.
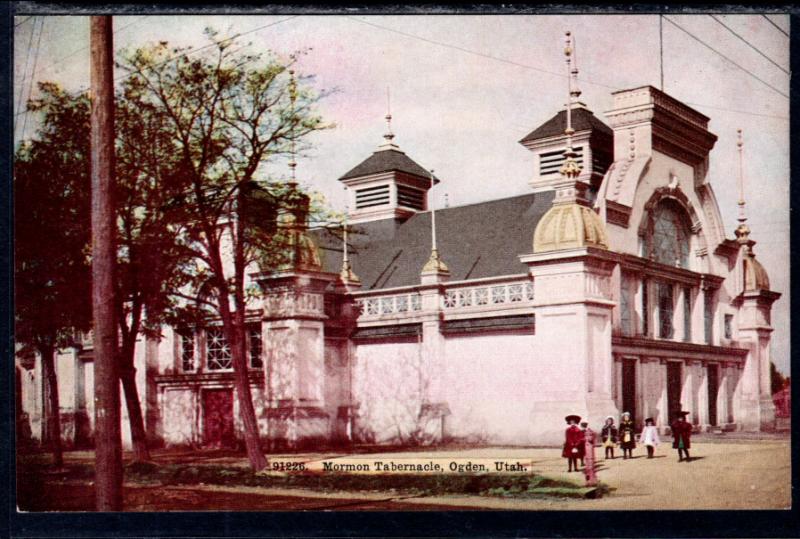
[670,411,693,462]
[562,414,583,472]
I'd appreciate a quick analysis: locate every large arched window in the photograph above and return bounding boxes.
[648,200,691,268]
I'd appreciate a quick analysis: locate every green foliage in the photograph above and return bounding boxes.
[14,83,93,352]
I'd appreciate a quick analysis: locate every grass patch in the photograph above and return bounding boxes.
[19,456,598,500]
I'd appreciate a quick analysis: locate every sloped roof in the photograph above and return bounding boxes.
[519,107,613,144]
[310,191,554,290]
[338,148,434,181]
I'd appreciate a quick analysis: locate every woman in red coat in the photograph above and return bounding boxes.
[562,414,583,472]
[670,410,692,462]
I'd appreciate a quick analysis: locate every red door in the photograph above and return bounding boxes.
[203,389,234,448]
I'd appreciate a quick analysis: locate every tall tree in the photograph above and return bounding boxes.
[14,83,93,468]
[119,31,329,470]
[114,76,195,462]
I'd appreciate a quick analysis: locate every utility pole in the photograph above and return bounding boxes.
[90,15,123,511]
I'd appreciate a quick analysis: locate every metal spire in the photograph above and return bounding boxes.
[288,69,298,186]
[422,168,449,274]
[379,87,400,151]
[735,128,752,247]
[560,31,582,181]
[339,187,360,284]
[737,128,747,224]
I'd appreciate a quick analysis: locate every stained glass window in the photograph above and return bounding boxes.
[206,328,232,370]
[704,289,715,344]
[683,287,692,342]
[650,201,690,268]
[180,330,195,372]
[641,279,649,336]
[249,326,263,369]
[658,282,674,339]
[620,277,633,336]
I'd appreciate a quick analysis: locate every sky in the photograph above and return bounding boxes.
[13,13,791,373]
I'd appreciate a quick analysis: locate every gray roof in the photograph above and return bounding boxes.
[519,107,613,144]
[338,148,434,181]
[310,191,554,290]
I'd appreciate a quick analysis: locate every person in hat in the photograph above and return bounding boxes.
[600,415,618,460]
[580,421,598,486]
[562,414,583,472]
[619,411,636,459]
[670,411,693,461]
[641,417,661,459]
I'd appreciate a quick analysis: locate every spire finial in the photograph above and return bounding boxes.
[340,186,360,285]
[288,69,298,186]
[422,168,449,275]
[560,31,582,181]
[737,128,747,224]
[735,128,752,247]
[378,87,400,151]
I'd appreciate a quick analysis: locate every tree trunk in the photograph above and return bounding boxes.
[119,364,150,462]
[90,15,123,511]
[40,344,63,468]
[222,310,267,471]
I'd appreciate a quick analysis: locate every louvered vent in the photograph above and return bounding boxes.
[355,184,391,209]
[396,185,425,211]
[539,146,584,176]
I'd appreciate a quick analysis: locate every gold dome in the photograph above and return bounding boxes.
[743,254,769,291]
[533,203,609,253]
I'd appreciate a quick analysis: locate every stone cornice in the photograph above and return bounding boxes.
[612,335,748,363]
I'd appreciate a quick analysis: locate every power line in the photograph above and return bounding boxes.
[663,16,789,99]
[20,17,45,142]
[350,15,788,122]
[709,15,789,75]
[762,14,789,38]
[347,16,619,91]
[14,15,36,122]
[15,16,298,122]
[112,15,299,85]
[14,16,32,28]
[32,16,148,82]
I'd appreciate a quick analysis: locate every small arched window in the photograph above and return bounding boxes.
[648,199,691,268]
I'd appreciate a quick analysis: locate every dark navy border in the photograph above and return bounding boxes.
[3,3,799,538]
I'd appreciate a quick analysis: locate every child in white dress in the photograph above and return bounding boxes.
[641,417,660,459]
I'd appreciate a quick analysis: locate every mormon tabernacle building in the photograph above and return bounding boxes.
[16,34,781,449]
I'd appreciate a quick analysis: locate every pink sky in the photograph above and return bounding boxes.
[13,13,791,372]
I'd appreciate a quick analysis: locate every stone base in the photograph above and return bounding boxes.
[265,406,329,450]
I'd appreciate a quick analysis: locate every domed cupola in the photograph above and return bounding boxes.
[532,31,609,254]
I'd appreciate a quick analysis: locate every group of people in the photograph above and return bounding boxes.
[562,410,695,476]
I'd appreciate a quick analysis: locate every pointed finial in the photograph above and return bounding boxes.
[340,187,360,285]
[735,128,752,246]
[560,31,582,180]
[422,168,449,275]
[288,69,298,186]
[378,87,400,151]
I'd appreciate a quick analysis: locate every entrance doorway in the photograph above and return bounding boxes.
[621,359,637,422]
[707,363,719,426]
[667,362,683,423]
[202,388,235,448]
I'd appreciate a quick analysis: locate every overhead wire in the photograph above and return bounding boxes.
[14,15,36,129]
[709,14,789,75]
[762,14,789,38]
[31,16,148,82]
[348,15,788,121]
[20,17,46,142]
[662,15,789,99]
